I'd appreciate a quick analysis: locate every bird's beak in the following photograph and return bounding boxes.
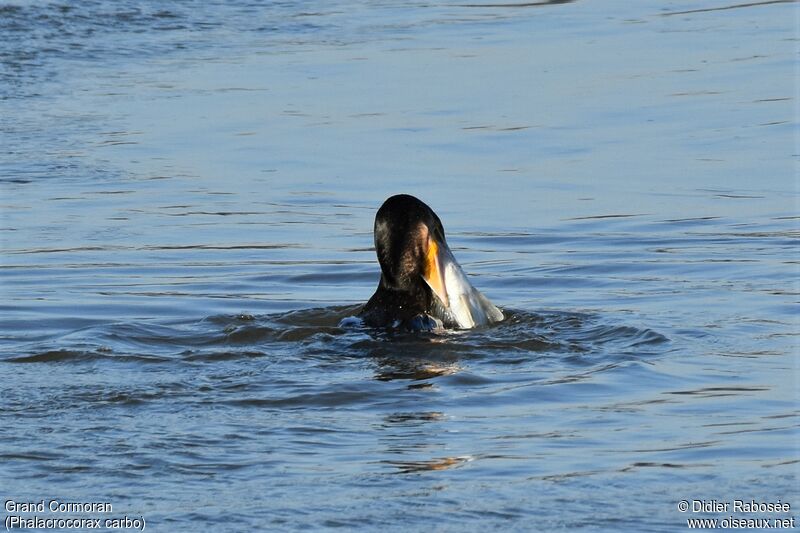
[422,231,504,328]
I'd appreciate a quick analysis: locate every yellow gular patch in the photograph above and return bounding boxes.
[424,236,448,305]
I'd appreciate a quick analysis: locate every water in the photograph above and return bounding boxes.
[1,0,797,531]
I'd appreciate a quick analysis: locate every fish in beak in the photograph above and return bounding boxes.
[421,225,504,329]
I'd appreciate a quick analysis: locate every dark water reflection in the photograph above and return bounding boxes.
[1,0,797,531]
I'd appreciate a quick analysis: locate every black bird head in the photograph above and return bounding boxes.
[373,194,447,298]
[369,194,503,329]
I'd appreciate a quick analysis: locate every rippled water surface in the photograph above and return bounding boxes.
[1,0,797,531]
